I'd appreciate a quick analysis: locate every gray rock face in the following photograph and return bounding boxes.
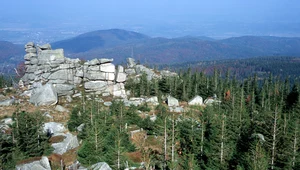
[0,99,15,106]
[188,95,203,105]
[38,44,51,50]
[127,58,136,68]
[43,122,66,134]
[38,49,64,61]
[85,81,108,91]
[104,102,112,107]
[100,63,115,73]
[30,84,58,106]
[16,156,51,170]
[204,98,221,106]
[89,162,112,170]
[0,118,13,133]
[48,69,74,83]
[53,84,74,96]
[146,96,159,105]
[135,65,155,81]
[77,123,85,132]
[109,83,126,98]
[116,72,127,83]
[167,96,179,107]
[52,132,79,155]
[99,58,114,64]
[160,70,178,77]
[124,97,145,106]
[125,68,136,75]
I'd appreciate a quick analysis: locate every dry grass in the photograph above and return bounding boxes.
[126,151,142,162]
[62,147,78,167]
[49,135,66,144]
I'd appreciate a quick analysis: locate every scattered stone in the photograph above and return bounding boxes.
[55,105,69,112]
[146,96,159,105]
[52,132,79,155]
[166,96,179,107]
[77,123,85,132]
[89,162,112,170]
[204,98,221,106]
[104,101,112,107]
[16,156,51,170]
[0,98,15,106]
[43,122,66,134]
[30,84,58,106]
[102,92,110,97]
[160,70,178,77]
[150,115,157,122]
[188,95,203,106]
[1,118,13,125]
[43,112,53,119]
[66,95,73,103]
[72,93,82,98]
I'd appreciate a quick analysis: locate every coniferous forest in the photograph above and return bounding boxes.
[1,68,300,169]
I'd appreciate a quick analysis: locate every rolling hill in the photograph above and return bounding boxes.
[51,29,150,53]
[50,29,300,64]
[0,41,24,63]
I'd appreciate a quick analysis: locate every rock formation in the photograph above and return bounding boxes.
[21,42,177,106]
[22,42,127,101]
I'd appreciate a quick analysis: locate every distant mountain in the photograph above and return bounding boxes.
[220,36,300,56]
[51,29,300,64]
[51,29,150,53]
[168,56,300,80]
[0,41,24,63]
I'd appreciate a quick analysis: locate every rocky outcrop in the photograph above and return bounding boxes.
[43,122,66,134]
[88,162,112,170]
[22,42,126,99]
[204,98,221,106]
[52,132,79,155]
[21,43,178,104]
[166,96,179,107]
[188,95,203,105]
[0,98,15,106]
[16,156,51,170]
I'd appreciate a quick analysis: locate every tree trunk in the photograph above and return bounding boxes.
[271,106,278,170]
[220,114,225,164]
[164,117,167,170]
[292,120,298,168]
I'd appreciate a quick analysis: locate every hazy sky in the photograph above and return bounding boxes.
[0,0,300,38]
[1,0,299,21]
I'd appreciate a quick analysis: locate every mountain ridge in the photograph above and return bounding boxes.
[1,29,300,66]
[50,29,300,64]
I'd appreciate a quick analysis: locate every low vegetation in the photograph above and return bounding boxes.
[1,66,300,169]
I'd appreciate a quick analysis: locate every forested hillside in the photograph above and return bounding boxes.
[168,56,300,80]
[124,69,300,169]
[1,65,300,169]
